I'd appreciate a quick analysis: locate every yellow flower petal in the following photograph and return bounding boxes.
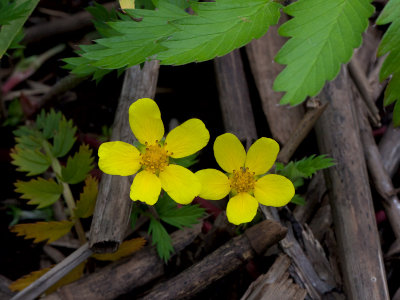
[159,164,201,204]
[226,193,258,225]
[254,174,295,207]
[245,138,279,175]
[195,169,230,200]
[130,170,161,205]
[165,118,210,158]
[119,0,134,9]
[98,141,141,176]
[214,133,246,173]
[129,98,164,145]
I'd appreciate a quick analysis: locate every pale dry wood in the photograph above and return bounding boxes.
[214,49,257,148]
[277,102,328,164]
[0,275,14,300]
[139,220,287,300]
[308,195,332,241]
[314,67,389,300]
[89,61,160,253]
[44,224,202,300]
[241,255,306,300]
[357,104,400,240]
[379,124,400,178]
[10,244,93,300]
[245,14,304,145]
[293,172,326,224]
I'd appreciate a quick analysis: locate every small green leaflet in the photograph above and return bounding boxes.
[0,0,31,26]
[15,178,63,208]
[0,0,40,59]
[276,155,335,188]
[273,0,374,105]
[376,0,400,126]
[148,217,174,262]
[156,193,205,229]
[51,118,77,158]
[36,109,63,139]
[169,153,198,168]
[61,145,94,184]
[291,194,305,206]
[74,176,98,219]
[10,146,51,176]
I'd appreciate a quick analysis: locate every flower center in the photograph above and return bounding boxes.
[140,142,170,174]
[230,168,256,194]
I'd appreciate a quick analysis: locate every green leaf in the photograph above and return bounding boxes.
[156,193,205,229]
[273,0,374,105]
[0,0,39,59]
[61,145,94,184]
[290,194,305,206]
[169,152,198,168]
[10,220,73,243]
[148,217,174,262]
[15,178,63,208]
[376,0,400,126]
[276,155,335,188]
[10,146,51,176]
[2,99,23,127]
[0,0,32,26]
[51,117,77,158]
[74,176,98,218]
[36,109,63,139]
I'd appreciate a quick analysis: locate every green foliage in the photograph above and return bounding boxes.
[290,194,306,206]
[52,118,77,158]
[376,0,400,126]
[10,146,51,176]
[148,217,174,262]
[0,0,39,58]
[273,0,374,105]
[65,0,281,79]
[276,155,335,188]
[36,109,63,139]
[61,145,94,184]
[156,193,205,229]
[10,220,74,243]
[7,205,52,226]
[74,176,98,218]
[2,99,23,127]
[169,153,198,168]
[15,178,63,209]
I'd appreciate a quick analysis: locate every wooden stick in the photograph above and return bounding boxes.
[245,14,304,145]
[139,220,287,300]
[89,61,160,253]
[214,49,257,148]
[241,255,306,300]
[10,244,93,300]
[277,102,328,164]
[314,67,389,299]
[379,124,400,178]
[44,224,202,300]
[357,105,400,239]
[0,275,14,300]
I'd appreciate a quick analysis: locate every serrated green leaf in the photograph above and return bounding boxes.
[290,194,305,206]
[61,145,94,184]
[158,0,281,65]
[52,118,77,158]
[15,133,43,150]
[0,0,31,26]
[0,0,39,58]
[156,193,204,229]
[74,176,98,218]
[10,146,51,176]
[15,178,63,208]
[376,0,400,126]
[10,220,73,243]
[273,0,374,105]
[276,155,335,188]
[36,109,63,139]
[148,217,174,262]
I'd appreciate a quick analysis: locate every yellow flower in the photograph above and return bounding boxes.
[98,98,210,205]
[195,133,294,225]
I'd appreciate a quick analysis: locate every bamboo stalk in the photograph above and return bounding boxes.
[89,61,160,253]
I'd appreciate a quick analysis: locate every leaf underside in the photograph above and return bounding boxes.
[273,0,374,105]
[376,0,400,126]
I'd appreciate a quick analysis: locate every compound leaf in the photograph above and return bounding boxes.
[15,178,63,208]
[36,109,63,139]
[148,217,173,262]
[10,220,73,244]
[74,176,98,219]
[92,237,146,261]
[273,0,374,105]
[52,118,77,158]
[61,145,94,184]
[10,146,51,176]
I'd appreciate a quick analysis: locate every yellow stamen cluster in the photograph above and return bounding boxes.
[140,142,170,174]
[230,168,256,194]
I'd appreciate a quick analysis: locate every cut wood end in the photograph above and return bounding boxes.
[245,220,287,255]
[89,241,120,254]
